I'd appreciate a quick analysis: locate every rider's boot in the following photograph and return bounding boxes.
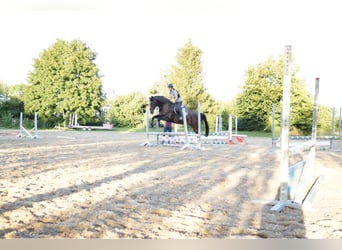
[179,108,183,120]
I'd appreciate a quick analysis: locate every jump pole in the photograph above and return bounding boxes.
[198,102,202,146]
[228,114,233,143]
[141,106,152,146]
[270,45,301,212]
[271,103,276,149]
[215,116,218,134]
[219,115,222,133]
[180,106,197,150]
[295,77,320,206]
[235,116,238,135]
[330,108,335,149]
[34,112,38,138]
[18,112,23,137]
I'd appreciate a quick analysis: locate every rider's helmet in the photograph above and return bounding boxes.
[167,83,174,88]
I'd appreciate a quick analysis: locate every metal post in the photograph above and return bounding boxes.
[272,104,276,149]
[219,115,222,133]
[235,116,238,135]
[339,107,341,148]
[300,77,320,207]
[20,112,23,134]
[34,112,38,139]
[311,78,319,172]
[215,116,218,134]
[228,114,232,143]
[18,112,23,137]
[270,45,302,212]
[179,107,199,150]
[331,108,335,149]
[279,46,291,202]
[198,102,201,145]
[180,107,191,150]
[155,107,159,132]
[141,106,152,146]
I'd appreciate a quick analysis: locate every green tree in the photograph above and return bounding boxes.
[236,56,313,133]
[106,92,147,128]
[165,39,218,130]
[148,70,170,96]
[316,106,338,135]
[0,81,23,128]
[24,39,104,126]
[0,81,10,98]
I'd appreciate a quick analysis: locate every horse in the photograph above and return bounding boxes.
[149,95,209,137]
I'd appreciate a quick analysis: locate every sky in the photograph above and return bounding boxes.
[0,0,341,108]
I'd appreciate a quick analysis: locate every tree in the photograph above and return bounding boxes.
[0,82,23,128]
[236,56,313,133]
[24,39,104,126]
[106,92,147,128]
[148,70,170,96]
[0,81,10,98]
[165,39,219,129]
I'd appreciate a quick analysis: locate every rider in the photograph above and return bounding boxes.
[168,83,183,120]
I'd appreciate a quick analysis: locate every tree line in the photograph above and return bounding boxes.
[0,38,336,134]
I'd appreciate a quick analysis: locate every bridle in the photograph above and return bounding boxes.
[150,99,157,114]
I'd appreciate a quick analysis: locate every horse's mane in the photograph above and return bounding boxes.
[151,95,173,104]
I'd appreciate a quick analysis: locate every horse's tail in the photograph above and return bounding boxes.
[200,113,209,137]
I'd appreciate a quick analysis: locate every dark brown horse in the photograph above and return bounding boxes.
[149,96,209,136]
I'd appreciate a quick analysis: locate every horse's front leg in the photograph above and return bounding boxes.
[150,115,159,128]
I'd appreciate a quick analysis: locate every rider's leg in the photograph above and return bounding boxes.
[176,102,183,119]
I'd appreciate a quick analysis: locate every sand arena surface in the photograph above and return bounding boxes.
[0,130,341,238]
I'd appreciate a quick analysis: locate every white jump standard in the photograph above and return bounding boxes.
[16,112,38,139]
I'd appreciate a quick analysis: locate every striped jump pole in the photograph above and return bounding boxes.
[271,45,301,212]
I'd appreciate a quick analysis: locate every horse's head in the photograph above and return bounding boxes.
[149,95,170,114]
[149,96,157,114]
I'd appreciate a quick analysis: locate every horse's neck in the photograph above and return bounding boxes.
[157,101,172,113]
[158,97,169,104]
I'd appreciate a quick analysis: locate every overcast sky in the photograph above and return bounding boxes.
[0,0,341,108]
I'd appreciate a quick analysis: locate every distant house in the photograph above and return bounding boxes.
[101,105,110,113]
[0,94,9,103]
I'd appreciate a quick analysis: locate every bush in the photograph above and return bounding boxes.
[0,111,14,128]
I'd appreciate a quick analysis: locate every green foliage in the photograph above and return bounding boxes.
[161,39,219,131]
[0,97,21,116]
[0,96,22,128]
[290,80,314,133]
[0,111,13,127]
[318,106,336,135]
[106,92,147,128]
[148,70,169,96]
[0,81,10,97]
[24,39,104,127]
[236,57,283,130]
[236,56,314,133]
[0,81,23,127]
